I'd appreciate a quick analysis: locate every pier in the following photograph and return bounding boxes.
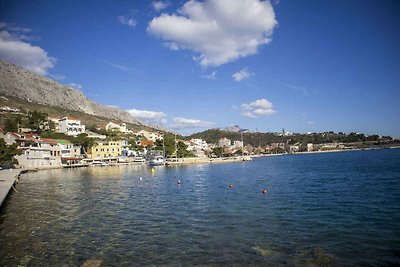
[0,169,22,208]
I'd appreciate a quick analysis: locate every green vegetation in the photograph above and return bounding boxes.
[0,138,22,166]
[72,133,95,155]
[187,129,397,148]
[0,95,159,134]
[212,147,223,157]
[4,111,49,133]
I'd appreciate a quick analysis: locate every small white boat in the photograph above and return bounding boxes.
[149,156,165,166]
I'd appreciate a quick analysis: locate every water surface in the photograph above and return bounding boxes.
[1,149,399,266]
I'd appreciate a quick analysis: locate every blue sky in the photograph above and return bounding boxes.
[0,0,399,137]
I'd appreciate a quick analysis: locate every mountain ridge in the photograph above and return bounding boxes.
[0,60,144,126]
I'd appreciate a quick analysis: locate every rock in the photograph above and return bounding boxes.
[0,60,142,125]
[17,255,31,267]
[293,247,336,267]
[251,245,278,257]
[81,259,105,267]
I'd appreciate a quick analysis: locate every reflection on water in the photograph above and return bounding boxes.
[1,149,400,266]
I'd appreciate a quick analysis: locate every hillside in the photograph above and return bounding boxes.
[0,95,159,133]
[0,60,141,125]
[186,128,396,147]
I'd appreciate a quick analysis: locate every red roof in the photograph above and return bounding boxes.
[38,138,58,144]
[139,140,154,147]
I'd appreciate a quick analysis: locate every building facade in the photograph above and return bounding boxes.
[90,140,123,159]
[57,117,85,136]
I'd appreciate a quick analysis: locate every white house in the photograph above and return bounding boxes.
[190,139,209,150]
[218,137,231,147]
[57,139,82,158]
[57,117,85,136]
[106,122,133,134]
[233,140,244,148]
[135,130,163,142]
[15,138,62,169]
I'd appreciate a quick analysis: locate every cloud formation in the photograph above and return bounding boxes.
[241,98,276,118]
[172,117,214,128]
[118,12,137,28]
[48,73,66,81]
[147,0,277,67]
[127,108,167,122]
[204,71,217,79]
[0,23,55,75]
[107,62,129,71]
[232,68,254,82]
[69,83,83,90]
[152,1,171,12]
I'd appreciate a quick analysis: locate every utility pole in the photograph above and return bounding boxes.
[241,130,244,158]
[162,133,165,159]
[174,134,178,162]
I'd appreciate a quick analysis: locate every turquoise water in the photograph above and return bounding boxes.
[0,149,399,266]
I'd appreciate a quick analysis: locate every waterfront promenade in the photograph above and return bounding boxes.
[0,169,21,208]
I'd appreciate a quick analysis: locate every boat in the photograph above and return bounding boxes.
[148,155,165,166]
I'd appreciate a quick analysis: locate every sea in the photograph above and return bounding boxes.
[0,148,399,266]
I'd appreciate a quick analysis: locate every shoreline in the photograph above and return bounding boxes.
[14,146,400,172]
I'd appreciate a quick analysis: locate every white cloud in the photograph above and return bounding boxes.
[127,108,167,121]
[107,62,129,71]
[241,98,276,118]
[152,1,171,12]
[118,12,137,28]
[232,68,254,82]
[307,121,314,125]
[0,26,55,76]
[69,83,83,90]
[147,0,277,67]
[204,71,217,79]
[106,105,119,109]
[172,117,214,128]
[48,73,66,81]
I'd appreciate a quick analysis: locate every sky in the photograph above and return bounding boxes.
[0,0,399,137]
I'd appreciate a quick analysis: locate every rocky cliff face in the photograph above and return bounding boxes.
[0,60,141,124]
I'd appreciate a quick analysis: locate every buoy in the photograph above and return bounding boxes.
[229,184,234,189]
[177,180,181,185]
[139,177,142,180]
[262,188,268,194]
[151,168,155,175]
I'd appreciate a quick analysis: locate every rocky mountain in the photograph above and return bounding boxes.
[217,125,242,132]
[0,60,142,125]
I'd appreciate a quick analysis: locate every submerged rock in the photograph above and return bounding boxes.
[293,247,336,267]
[81,259,105,267]
[251,245,279,257]
[17,255,31,267]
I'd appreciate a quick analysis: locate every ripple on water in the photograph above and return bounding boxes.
[0,149,399,266]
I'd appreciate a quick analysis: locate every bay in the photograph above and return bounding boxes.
[1,149,399,266]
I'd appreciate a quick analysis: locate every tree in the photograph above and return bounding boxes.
[5,118,18,132]
[0,138,22,166]
[163,136,176,157]
[72,133,94,155]
[26,111,48,132]
[212,147,223,157]
[177,141,192,158]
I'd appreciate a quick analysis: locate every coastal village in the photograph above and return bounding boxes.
[1,113,395,171]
